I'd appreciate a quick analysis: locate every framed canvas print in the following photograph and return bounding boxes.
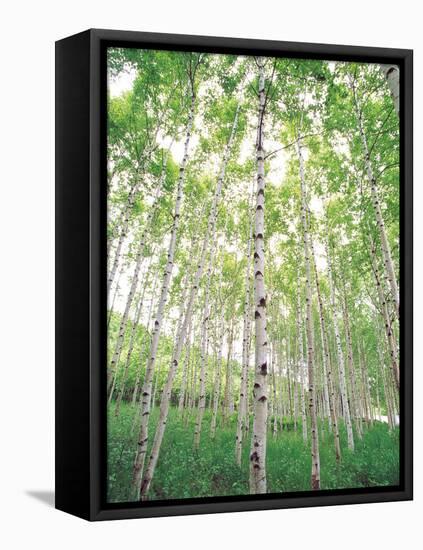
[55,29,413,521]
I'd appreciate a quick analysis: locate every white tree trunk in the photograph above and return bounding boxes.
[131,272,159,407]
[131,92,196,499]
[139,102,240,499]
[369,236,400,390]
[351,80,399,320]
[194,237,217,449]
[296,283,308,443]
[107,174,166,399]
[114,260,151,417]
[236,209,253,464]
[297,137,320,490]
[342,287,363,439]
[178,316,192,412]
[380,64,400,116]
[249,58,268,495]
[107,251,146,402]
[310,235,341,461]
[211,311,225,438]
[325,235,355,451]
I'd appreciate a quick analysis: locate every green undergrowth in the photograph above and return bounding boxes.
[107,402,399,503]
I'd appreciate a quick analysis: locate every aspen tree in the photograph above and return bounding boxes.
[341,281,363,439]
[236,201,253,464]
[211,311,225,439]
[325,232,355,451]
[369,235,400,390]
[139,100,241,498]
[250,57,268,494]
[310,234,341,460]
[131,273,159,407]
[297,135,320,489]
[296,286,308,443]
[114,254,156,416]
[194,237,217,449]
[351,77,399,320]
[131,72,198,498]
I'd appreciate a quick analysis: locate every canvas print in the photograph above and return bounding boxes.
[106,47,400,503]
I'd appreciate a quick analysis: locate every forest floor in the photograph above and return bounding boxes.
[107,402,399,503]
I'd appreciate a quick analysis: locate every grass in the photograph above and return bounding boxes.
[107,402,399,503]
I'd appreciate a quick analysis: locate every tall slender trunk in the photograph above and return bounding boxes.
[188,328,200,413]
[296,283,308,443]
[375,363,382,422]
[285,325,293,421]
[139,101,241,499]
[151,358,163,408]
[310,235,341,461]
[292,342,299,432]
[341,283,362,439]
[223,322,234,425]
[325,233,355,451]
[194,238,217,449]
[114,254,155,416]
[114,288,145,414]
[297,136,320,490]
[250,58,268,495]
[351,79,399,320]
[277,339,285,430]
[376,335,395,430]
[236,204,253,464]
[178,316,192,412]
[359,345,372,426]
[211,311,225,439]
[131,272,159,407]
[369,235,400,390]
[271,343,278,436]
[107,174,166,398]
[107,249,146,400]
[131,91,196,499]
[360,343,374,425]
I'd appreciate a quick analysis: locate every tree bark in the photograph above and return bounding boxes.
[325,233,354,451]
[296,282,308,443]
[249,58,268,495]
[178,316,192,412]
[380,64,400,116]
[131,271,159,407]
[211,311,225,439]
[114,254,156,416]
[369,235,400,390]
[297,136,320,490]
[139,101,240,499]
[223,322,234,425]
[341,281,363,439]
[194,238,217,449]
[236,203,253,464]
[130,90,196,499]
[351,79,399,320]
[310,234,341,461]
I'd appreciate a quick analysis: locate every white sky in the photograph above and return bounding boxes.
[109,67,137,97]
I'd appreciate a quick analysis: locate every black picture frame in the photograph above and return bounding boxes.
[55,28,413,521]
